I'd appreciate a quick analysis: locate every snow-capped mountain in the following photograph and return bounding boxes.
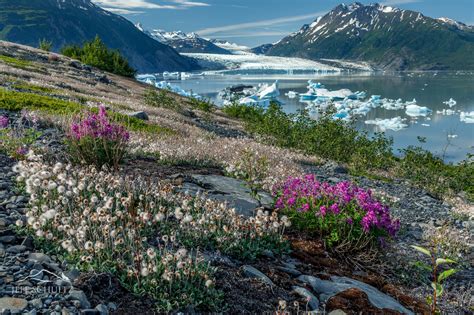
[265,2,474,70]
[136,24,232,55]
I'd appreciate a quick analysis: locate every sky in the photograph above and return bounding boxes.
[92,0,474,47]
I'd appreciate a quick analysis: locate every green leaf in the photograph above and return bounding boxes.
[435,258,456,266]
[413,261,432,272]
[438,269,457,282]
[431,282,444,297]
[411,245,431,256]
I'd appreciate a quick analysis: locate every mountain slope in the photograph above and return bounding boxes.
[266,2,474,70]
[0,0,200,73]
[136,25,232,55]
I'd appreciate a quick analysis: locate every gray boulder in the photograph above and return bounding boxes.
[298,275,413,314]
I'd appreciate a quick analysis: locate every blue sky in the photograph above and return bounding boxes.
[92,0,474,47]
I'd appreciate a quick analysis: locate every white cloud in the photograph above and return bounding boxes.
[92,0,210,11]
[195,11,325,36]
[93,0,177,9]
[102,7,145,14]
[170,0,209,7]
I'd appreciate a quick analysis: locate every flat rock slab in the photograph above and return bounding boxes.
[298,275,413,315]
[242,265,273,285]
[0,297,28,312]
[181,174,273,217]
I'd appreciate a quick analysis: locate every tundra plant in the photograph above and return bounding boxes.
[225,149,269,201]
[0,113,41,160]
[411,245,458,314]
[14,151,288,310]
[67,106,129,169]
[273,174,400,252]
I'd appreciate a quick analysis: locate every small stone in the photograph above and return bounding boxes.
[328,310,347,315]
[277,266,301,277]
[107,302,117,311]
[0,297,28,312]
[242,265,273,285]
[0,235,16,243]
[64,269,80,282]
[67,290,91,309]
[29,269,44,281]
[31,298,43,309]
[81,310,99,315]
[28,252,53,264]
[292,286,319,311]
[130,111,149,121]
[95,304,108,315]
[6,245,26,254]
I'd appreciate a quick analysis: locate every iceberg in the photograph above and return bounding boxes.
[285,91,298,98]
[239,96,270,107]
[257,80,280,99]
[443,98,457,107]
[365,117,408,131]
[460,111,474,123]
[332,110,351,120]
[405,104,432,117]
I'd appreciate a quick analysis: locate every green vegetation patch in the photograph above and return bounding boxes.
[61,36,136,77]
[0,88,173,135]
[0,54,33,70]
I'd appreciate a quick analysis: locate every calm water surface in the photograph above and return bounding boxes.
[169,72,474,163]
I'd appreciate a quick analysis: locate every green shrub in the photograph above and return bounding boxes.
[398,147,474,199]
[144,88,180,111]
[189,98,215,112]
[222,102,265,122]
[61,35,136,77]
[39,39,53,52]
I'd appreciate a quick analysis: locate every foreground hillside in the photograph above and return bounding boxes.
[265,2,474,70]
[0,41,472,314]
[0,0,199,73]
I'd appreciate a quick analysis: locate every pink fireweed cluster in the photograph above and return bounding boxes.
[0,115,8,128]
[69,106,129,142]
[273,174,400,249]
[67,106,129,168]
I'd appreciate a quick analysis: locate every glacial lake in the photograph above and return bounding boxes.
[168,72,474,163]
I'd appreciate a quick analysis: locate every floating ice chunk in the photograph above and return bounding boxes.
[316,88,355,100]
[405,104,432,117]
[381,99,404,110]
[300,93,318,101]
[136,74,156,82]
[163,71,180,79]
[365,117,408,131]
[286,91,298,98]
[307,80,325,90]
[436,109,456,115]
[239,96,270,107]
[370,95,381,101]
[332,110,351,120]
[443,98,457,107]
[405,98,417,106]
[448,134,458,138]
[257,80,280,99]
[421,123,430,127]
[460,111,474,123]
